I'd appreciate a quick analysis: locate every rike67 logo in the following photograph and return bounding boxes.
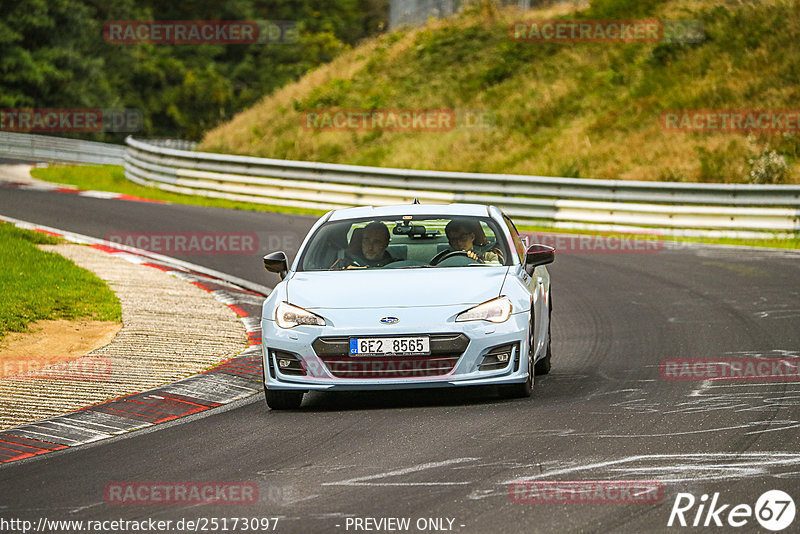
[668,490,795,531]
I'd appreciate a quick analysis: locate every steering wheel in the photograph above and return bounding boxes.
[430,250,484,266]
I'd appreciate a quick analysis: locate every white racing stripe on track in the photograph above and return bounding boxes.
[323,457,479,487]
[57,411,149,434]
[78,191,121,199]
[466,453,800,500]
[30,420,113,443]
[159,374,262,404]
[504,452,800,484]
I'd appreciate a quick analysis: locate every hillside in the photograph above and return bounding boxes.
[200,0,800,184]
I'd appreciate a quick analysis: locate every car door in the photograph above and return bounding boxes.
[502,214,550,359]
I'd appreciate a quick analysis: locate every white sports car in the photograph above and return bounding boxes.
[261,203,554,409]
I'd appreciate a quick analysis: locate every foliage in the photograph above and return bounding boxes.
[0,0,389,140]
[749,150,788,184]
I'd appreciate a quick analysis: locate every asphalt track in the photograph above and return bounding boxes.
[1,185,799,533]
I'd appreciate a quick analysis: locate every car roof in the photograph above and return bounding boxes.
[327,203,494,222]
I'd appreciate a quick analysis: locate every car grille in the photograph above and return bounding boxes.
[312,333,469,379]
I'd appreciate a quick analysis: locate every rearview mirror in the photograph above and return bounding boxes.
[524,244,555,273]
[393,224,428,237]
[263,251,289,280]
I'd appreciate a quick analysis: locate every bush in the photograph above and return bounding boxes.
[748,150,788,184]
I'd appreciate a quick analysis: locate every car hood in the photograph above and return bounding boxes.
[287,267,509,310]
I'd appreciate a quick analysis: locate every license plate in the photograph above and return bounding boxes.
[349,336,430,356]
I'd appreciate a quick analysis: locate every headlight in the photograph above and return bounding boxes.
[456,296,512,323]
[276,301,326,329]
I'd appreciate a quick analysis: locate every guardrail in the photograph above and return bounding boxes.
[0,132,124,166]
[1,132,795,238]
[124,136,799,238]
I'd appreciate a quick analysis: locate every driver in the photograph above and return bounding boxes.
[330,221,398,269]
[432,219,504,264]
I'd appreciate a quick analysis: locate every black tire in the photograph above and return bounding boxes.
[534,305,552,376]
[265,389,304,410]
[500,311,535,399]
[500,357,533,398]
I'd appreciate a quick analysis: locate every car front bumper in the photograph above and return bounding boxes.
[261,311,532,391]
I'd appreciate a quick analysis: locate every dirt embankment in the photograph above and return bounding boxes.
[0,320,122,378]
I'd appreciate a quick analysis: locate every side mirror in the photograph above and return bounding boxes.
[525,244,554,274]
[263,251,289,280]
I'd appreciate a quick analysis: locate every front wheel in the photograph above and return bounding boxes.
[265,389,304,410]
[534,308,552,376]
[499,354,533,398]
[534,345,551,375]
[500,312,535,399]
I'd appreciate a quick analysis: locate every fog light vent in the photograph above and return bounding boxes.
[271,350,306,376]
[479,343,518,371]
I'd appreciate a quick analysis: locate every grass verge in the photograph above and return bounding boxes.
[0,223,122,342]
[30,165,327,217]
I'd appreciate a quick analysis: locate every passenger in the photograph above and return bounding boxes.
[330,221,397,269]
[432,219,504,264]
[347,227,364,256]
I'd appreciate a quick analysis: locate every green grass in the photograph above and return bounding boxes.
[0,223,122,342]
[30,165,327,217]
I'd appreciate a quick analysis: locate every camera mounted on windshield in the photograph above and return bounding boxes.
[393,220,439,239]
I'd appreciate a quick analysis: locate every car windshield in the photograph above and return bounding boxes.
[298,216,512,271]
